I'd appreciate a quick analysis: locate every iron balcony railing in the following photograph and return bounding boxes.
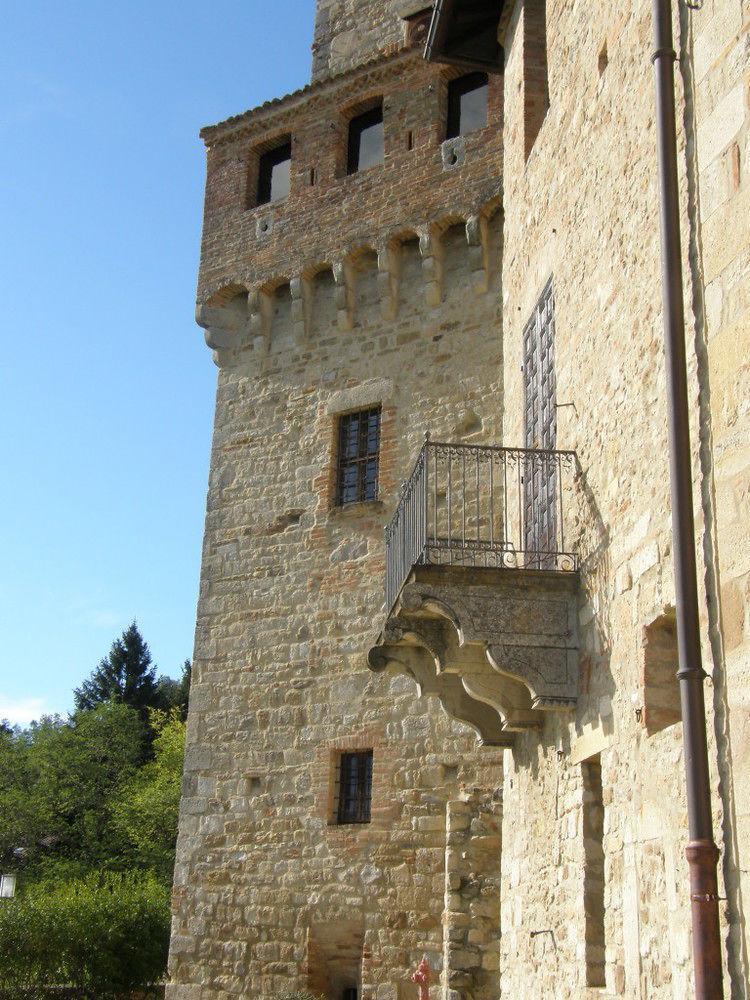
[384,437,579,611]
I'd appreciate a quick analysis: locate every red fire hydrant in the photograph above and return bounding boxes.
[410,956,431,1000]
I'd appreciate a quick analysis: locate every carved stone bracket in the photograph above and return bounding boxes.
[418,228,443,308]
[367,565,579,743]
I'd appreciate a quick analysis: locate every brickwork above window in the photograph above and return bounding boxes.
[197,48,502,305]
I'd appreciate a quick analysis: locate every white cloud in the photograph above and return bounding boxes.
[0,695,52,727]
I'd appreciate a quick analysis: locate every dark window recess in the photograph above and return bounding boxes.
[337,750,373,824]
[347,105,384,174]
[336,407,381,505]
[257,142,291,205]
[342,990,358,1000]
[446,72,489,139]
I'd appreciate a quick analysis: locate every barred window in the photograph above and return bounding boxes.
[336,407,381,505]
[337,750,373,825]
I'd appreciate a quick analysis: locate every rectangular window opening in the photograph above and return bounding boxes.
[582,756,606,988]
[256,140,291,206]
[337,750,373,825]
[347,104,384,174]
[446,72,489,139]
[335,407,381,506]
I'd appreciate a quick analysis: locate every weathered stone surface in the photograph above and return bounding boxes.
[169,0,750,997]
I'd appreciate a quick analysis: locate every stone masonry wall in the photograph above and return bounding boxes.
[498,0,749,996]
[311,0,425,82]
[168,42,507,997]
[689,0,750,987]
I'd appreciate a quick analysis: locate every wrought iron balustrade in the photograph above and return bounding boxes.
[384,438,578,611]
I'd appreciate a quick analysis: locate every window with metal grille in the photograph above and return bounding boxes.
[347,104,384,174]
[446,72,489,139]
[523,278,557,566]
[335,407,381,505]
[337,750,373,824]
[342,989,358,1000]
[256,140,291,205]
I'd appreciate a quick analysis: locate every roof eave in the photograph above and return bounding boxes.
[424,0,506,74]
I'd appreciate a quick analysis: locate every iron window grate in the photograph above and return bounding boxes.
[337,750,373,825]
[336,407,381,505]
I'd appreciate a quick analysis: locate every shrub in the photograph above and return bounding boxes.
[0,871,170,998]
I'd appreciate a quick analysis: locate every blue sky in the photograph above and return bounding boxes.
[0,1,312,724]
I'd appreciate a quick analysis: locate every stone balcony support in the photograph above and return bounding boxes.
[368,564,579,745]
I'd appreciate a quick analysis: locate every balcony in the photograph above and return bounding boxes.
[368,438,581,745]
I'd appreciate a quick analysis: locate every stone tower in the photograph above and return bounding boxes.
[170,0,750,996]
[167,2,508,997]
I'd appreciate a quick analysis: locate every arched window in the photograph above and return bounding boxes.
[446,72,488,139]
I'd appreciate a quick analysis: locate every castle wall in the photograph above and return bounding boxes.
[168,43,507,1000]
[311,0,425,81]
[498,0,750,996]
[171,0,750,994]
[690,0,750,986]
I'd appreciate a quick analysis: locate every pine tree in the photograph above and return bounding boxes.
[74,623,159,715]
[154,660,191,719]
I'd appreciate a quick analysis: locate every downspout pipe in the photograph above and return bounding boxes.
[651,1,724,996]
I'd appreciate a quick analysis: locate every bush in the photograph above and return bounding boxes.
[0,871,170,998]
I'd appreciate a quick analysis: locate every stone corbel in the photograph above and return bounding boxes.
[487,643,578,710]
[248,290,267,353]
[289,277,310,343]
[195,296,250,367]
[465,214,489,295]
[392,573,579,716]
[367,642,512,747]
[377,244,398,321]
[418,228,443,308]
[332,260,354,331]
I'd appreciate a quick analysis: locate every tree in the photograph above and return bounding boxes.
[110,710,186,880]
[0,723,38,871]
[74,622,159,715]
[19,703,146,874]
[155,659,191,719]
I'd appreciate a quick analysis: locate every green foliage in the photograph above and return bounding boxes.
[0,871,170,998]
[0,704,146,875]
[110,710,186,879]
[0,624,190,993]
[155,659,192,719]
[74,622,159,716]
[0,723,37,870]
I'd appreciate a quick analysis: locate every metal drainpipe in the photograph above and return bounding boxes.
[651,1,724,996]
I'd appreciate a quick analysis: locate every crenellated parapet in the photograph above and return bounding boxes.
[196,45,503,366]
[197,204,501,367]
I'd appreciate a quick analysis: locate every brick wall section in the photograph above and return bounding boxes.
[197,49,503,306]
